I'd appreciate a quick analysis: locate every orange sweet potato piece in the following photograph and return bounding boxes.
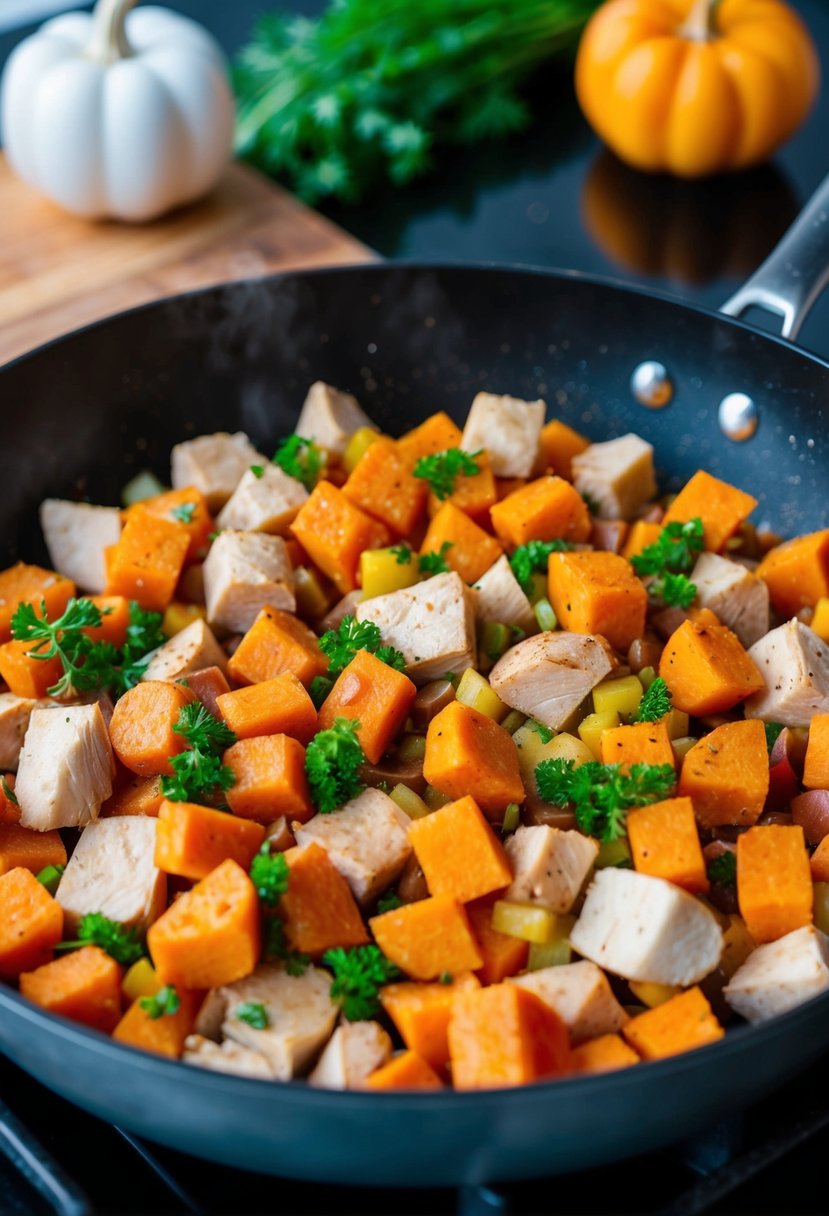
[570,1033,639,1074]
[365,1050,444,1090]
[113,988,203,1059]
[0,823,66,877]
[465,896,529,985]
[227,606,328,688]
[370,895,483,981]
[408,795,512,904]
[20,945,122,1032]
[216,672,318,745]
[811,837,829,882]
[380,972,481,1073]
[428,451,497,525]
[131,486,214,565]
[678,719,769,829]
[622,987,724,1060]
[0,867,63,976]
[103,774,165,818]
[155,799,265,880]
[109,680,197,776]
[86,596,131,648]
[0,563,75,644]
[147,858,261,989]
[538,419,590,481]
[548,550,648,654]
[662,470,757,553]
[343,437,428,537]
[318,648,417,765]
[495,477,528,501]
[224,734,313,823]
[177,666,231,719]
[490,475,592,550]
[291,482,391,595]
[419,502,503,585]
[0,639,63,698]
[281,842,368,956]
[622,521,663,562]
[658,619,764,715]
[396,413,463,468]
[104,508,190,612]
[627,796,708,894]
[599,719,675,772]
[737,824,813,944]
[804,714,829,790]
[423,701,524,819]
[755,530,829,617]
[448,983,570,1090]
[0,774,20,825]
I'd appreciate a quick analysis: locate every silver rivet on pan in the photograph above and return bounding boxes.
[631,361,672,408]
[718,392,758,441]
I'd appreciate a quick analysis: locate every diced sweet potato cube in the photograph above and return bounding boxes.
[428,451,497,524]
[343,437,428,537]
[622,986,724,1060]
[465,896,529,985]
[448,983,570,1089]
[103,774,165,818]
[147,859,261,989]
[419,503,503,586]
[370,895,483,981]
[737,824,813,944]
[216,673,318,745]
[570,1033,639,1074]
[20,945,123,1032]
[408,795,512,904]
[627,796,708,894]
[804,714,829,790]
[0,639,63,698]
[130,486,214,565]
[113,988,203,1058]
[0,867,63,976]
[599,720,675,772]
[227,606,328,688]
[318,649,416,765]
[176,666,231,719]
[291,482,390,595]
[490,476,592,550]
[224,735,313,824]
[380,972,481,1073]
[365,1050,444,1090]
[281,843,368,957]
[756,530,829,618]
[0,823,66,877]
[104,509,190,612]
[86,596,131,648]
[812,837,829,882]
[622,521,663,562]
[155,799,265,880]
[423,701,524,818]
[396,413,463,468]
[0,563,75,644]
[659,618,764,715]
[548,550,647,654]
[109,681,197,777]
[678,720,769,829]
[538,419,590,481]
[662,471,757,554]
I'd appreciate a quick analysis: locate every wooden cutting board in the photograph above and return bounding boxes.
[0,155,374,367]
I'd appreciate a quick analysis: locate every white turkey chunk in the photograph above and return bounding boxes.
[569,868,723,987]
[460,391,545,478]
[471,555,536,635]
[203,530,294,634]
[724,925,829,1024]
[16,704,114,831]
[216,464,308,535]
[571,434,656,520]
[691,553,770,649]
[504,825,598,913]
[744,619,829,728]
[294,381,377,457]
[141,619,228,682]
[294,789,412,905]
[183,1036,278,1080]
[0,693,38,770]
[356,572,475,684]
[308,1021,392,1090]
[509,961,628,1045]
[39,500,122,594]
[200,964,339,1080]
[489,632,612,730]
[171,432,267,511]
[55,817,166,934]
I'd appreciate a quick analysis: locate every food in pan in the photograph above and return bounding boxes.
[1,382,828,1091]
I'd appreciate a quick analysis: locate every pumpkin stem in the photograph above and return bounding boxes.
[86,0,138,64]
[680,0,720,40]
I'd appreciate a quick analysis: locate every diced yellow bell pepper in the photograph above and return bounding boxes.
[628,981,682,1008]
[162,602,206,638]
[122,958,161,1003]
[578,709,619,759]
[720,913,755,979]
[812,598,829,643]
[456,668,507,722]
[344,426,381,474]
[294,565,336,620]
[390,783,431,820]
[360,547,420,599]
[491,900,556,944]
[592,675,643,720]
[527,914,576,970]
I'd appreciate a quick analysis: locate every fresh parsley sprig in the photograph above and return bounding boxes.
[648,572,697,609]
[161,703,237,804]
[510,539,574,594]
[273,435,324,490]
[262,917,310,975]
[413,448,482,500]
[139,986,181,1019]
[535,758,675,842]
[634,677,672,723]
[631,518,704,578]
[57,912,146,967]
[305,718,365,813]
[319,616,405,676]
[236,1001,270,1029]
[249,844,290,905]
[322,944,402,1021]
[390,544,413,565]
[707,851,737,889]
[418,541,453,576]
[170,502,197,524]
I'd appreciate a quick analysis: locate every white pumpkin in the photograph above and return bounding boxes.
[0,0,235,222]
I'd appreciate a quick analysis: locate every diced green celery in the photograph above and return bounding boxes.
[595,837,632,869]
[121,469,166,506]
[527,936,572,970]
[35,864,64,896]
[481,621,511,662]
[390,783,431,819]
[396,734,427,762]
[533,597,557,632]
[423,784,452,811]
[502,803,520,833]
[638,665,657,691]
[501,710,527,734]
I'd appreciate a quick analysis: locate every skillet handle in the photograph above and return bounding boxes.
[721,171,829,341]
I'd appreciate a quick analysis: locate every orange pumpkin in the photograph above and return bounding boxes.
[575,0,819,178]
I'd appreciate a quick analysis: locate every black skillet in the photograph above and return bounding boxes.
[0,172,828,1186]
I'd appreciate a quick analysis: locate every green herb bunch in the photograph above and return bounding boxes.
[535,758,676,842]
[161,703,237,804]
[631,518,704,609]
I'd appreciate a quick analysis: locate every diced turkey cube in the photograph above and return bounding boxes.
[171,432,267,511]
[55,817,166,934]
[203,530,295,635]
[308,1020,392,1089]
[471,555,536,635]
[569,868,723,987]
[489,633,612,730]
[141,619,227,682]
[39,499,122,594]
[571,434,656,520]
[724,925,829,1024]
[744,619,829,727]
[294,381,377,457]
[216,464,308,536]
[0,693,38,770]
[460,392,545,478]
[16,704,114,830]
[183,1035,277,1079]
[509,960,628,1044]
[294,789,412,905]
[691,553,769,648]
[356,572,475,685]
[504,825,598,913]
[204,963,339,1080]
